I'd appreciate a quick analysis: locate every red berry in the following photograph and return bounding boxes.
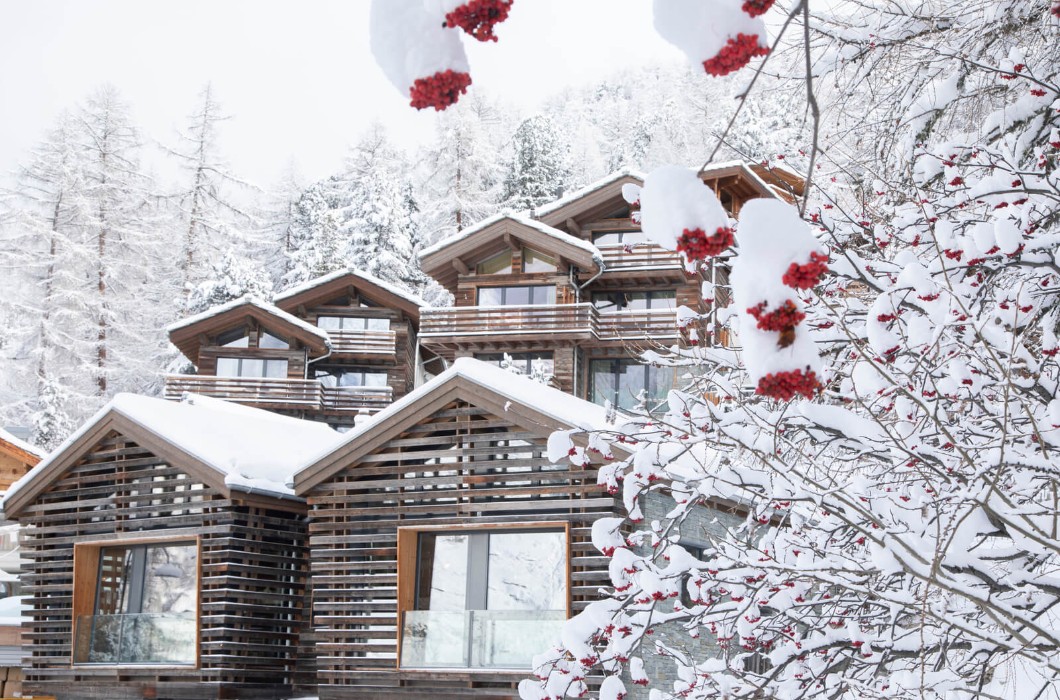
[409,69,472,111]
[948,176,964,186]
[444,0,513,42]
[747,300,806,332]
[1030,88,1047,97]
[756,369,821,401]
[702,34,769,77]
[741,0,775,17]
[782,251,829,289]
[676,226,734,261]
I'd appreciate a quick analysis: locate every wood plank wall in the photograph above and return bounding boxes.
[17,431,309,700]
[305,401,619,699]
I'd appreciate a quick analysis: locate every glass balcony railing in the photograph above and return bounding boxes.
[400,609,565,670]
[73,613,196,665]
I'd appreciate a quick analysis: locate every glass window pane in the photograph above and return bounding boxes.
[486,531,566,611]
[590,360,617,407]
[592,292,622,311]
[626,292,649,311]
[418,534,469,612]
[648,290,676,310]
[505,287,531,306]
[215,357,240,377]
[316,316,342,330]
[618,361,647,410]
[315,370,338,388]
[217,328,249,348]
[522,248,557,273]
[364,372,388,387]
[264,360,288,378]
[592,232,622,245]
[477,251,512,275]
[259,332,289,349]
[239,358,264,378]
[477,287,503,306]
[529,286,555,305]
[338,371,363,387]
[364,317,391,331]
[647,364,675,400]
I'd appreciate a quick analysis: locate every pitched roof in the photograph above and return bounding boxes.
[2,393,343,517]
[534,168,646,227]
[419,214,603,290]
[293,357,618,493]
[0,428,44,465]
[273,268,427,321]
[167,296,331,364]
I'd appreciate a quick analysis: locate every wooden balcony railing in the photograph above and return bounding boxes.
[326,329,397,356]
[420,305,681,342]
[597,244,683,270]
[321,385,393,412]
[420,303,596,338]
[595,309,680,339]
[163,375,393,413]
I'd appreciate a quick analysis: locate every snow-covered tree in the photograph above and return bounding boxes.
[518,2,1060,699]
[167,83,257,307]
[501,114,573,212]
[186,250,273,316]
[419,94,506,243]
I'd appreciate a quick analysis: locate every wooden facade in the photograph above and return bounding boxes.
[1,399,333,700]
[0,429,42,490]
[294,369,621,699]
[165,272,425,428]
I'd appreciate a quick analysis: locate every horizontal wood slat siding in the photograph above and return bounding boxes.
[18,431,308,700]
[306,401,619,699]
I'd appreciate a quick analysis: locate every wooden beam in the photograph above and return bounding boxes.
[566,218,582,237]
[502,232,521,252]
[451,257,469,275]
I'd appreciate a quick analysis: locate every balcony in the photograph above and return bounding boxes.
[326,329,397,359]
[400,609,565,670]
[597,243,683,271]
[419,304,681,349]
[163,375,393,413]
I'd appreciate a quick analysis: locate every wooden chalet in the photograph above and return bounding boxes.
[292,358,624,699]
[418,162,788,411]
[1,393,342,700]
[0,427,43,491]
[165,269,426,428]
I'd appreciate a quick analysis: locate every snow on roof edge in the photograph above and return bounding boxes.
[165,296,330,344]
[274,267,428,308]
[0,427,44,459]
[418,213,602,263]
[533,167,647,218]
[293,358,616,484]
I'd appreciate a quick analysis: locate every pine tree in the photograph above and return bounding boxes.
[186,250,273,315]
[501,114,573,212]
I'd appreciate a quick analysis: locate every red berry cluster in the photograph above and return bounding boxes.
[756,369,822,401]
[747,300,806,331]
[444,0,512,42]
[1053,0,1060,18]
[703,34,769,77]
[409,70,472,111]
[741,0,775,17]
[782,251,829,289]
[677,226,734,261]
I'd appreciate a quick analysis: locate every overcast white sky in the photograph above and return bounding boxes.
[0,1,684,186]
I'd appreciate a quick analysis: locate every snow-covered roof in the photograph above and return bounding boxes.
[3,393,343,513]
[166,295,330,342]
[273,267,428,309]
[293,358,617,492]
[698,159,781,199]
[0,427,44,460]
[419,213,601,260]
[533,167,646,219]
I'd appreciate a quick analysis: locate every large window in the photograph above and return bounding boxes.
[316,315,390,332]
[216,357,288,379]
[314,367,389,389]
[477,285,556,306]
[589,358,675,410]
[399,528,567,670]
[592,290,675,312]
[475,352,554,378]
[476,250,513,275]
[521,248,558,273]
[73,540,198,665]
